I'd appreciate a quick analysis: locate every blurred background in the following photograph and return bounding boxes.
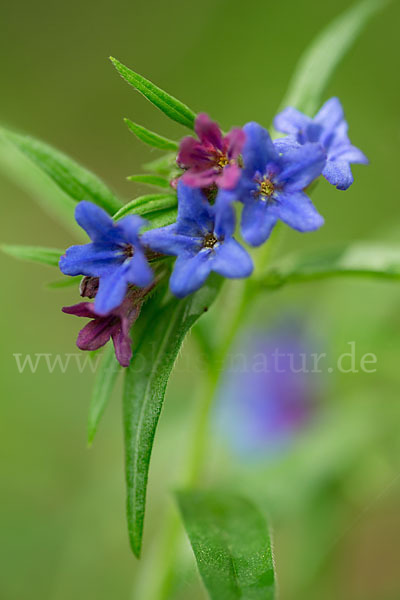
[1,0,400,598]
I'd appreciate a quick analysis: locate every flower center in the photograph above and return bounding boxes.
[203,233,218,249]
[214,151,229,170]
[259,177,275,198]
[123,243,134,258]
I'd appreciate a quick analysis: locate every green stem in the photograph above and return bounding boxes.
[141,226,284,600]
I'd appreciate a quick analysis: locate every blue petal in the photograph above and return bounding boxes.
[322,160,354,190]
[176,181,214,236]
[273,136,301,154]
[211,239,253,278]
[75,201,121,244]
[273,107,313,136]
[117,214,148,244]
[272,191,324,231]
[94,265,130,315]
[241,200,278,247]
[242,122,279,177]
[142,224,201,256]
[331,144,368,164]
[278,143,326,191]
[214,190,236,239]
[59,243,122,277]
[314,97,344,132]
[127,250,154,287]
[169,251,213,298]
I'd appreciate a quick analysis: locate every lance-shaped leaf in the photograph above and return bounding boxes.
[143,153,178,176]
[1,244,63,267]
[177,490,276,600]
[0,128,122,221]
[123,274,223,557]
[46,276,82,289]
[277,0,390,117]
[110,57,196,129]
[144,207,178,230]
[259,243,400,289]
[88,344,121,445]
[114,193,177,220]
[124,119,179,151]
[127,174,170,189]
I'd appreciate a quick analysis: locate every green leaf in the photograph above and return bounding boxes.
[127,174,170,188]
[124,119,179,151]
[110,57,196,129]
[278,0,390,116]
[259,243,400,289]
[88,344,121,445]
[143,153,178,176]
[0,128,122,220]
[123,274,223,557]
[1,244,63,267]
[144,207,178,230]
[177,490,276,600]
[114,193,177,220]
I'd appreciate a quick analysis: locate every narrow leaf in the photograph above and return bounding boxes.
[114,193,177,220]
[1,244,63,267]
[0,128,122,217]
[124,119,179,151]
[110,57,196,129]
[123,275,223,557]
[177,490,276,600]
[259,243,400,289]
[144,207,178,230]
[46,276,82,289]
[127,174,170,188]
[278,0,390,116]
[143,153,178,176]
[88,344,121,445]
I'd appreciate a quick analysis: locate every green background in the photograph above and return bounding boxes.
[1,1,400,598]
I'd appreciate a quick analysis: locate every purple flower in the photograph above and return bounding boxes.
[236,122,326,246]
[274,97,368,190]
[59,201,153,315]
[177,113,246,190]
[62,291,141,367]
[142,181,253,298]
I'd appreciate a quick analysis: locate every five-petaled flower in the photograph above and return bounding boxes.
[177,113,246,190]
[59,202,153,315]
[235,122,326,246]
[142,181,253,297]
[62,290,143,367]
[274,97,368,191]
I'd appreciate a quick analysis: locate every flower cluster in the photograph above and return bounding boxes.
[59,99,366,366]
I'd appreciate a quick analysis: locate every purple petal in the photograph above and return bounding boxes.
[195,113,223,150]
[181,167,218,188]
[241,200,278,247]
[272,191,324,231]
[242,122,279,176]
[62,302,95,318]
[225,128,246,159]
[111,326,133,367]
[273,107,313,136]
[211,238,253,278]
[94,265,130,315]
[75,201,121,244]
[278,143,326,191]
[217,163,242,189]
[77,317,113,351]
[178,137,212,168]
[170,251,213,298]
[322,160,354,190]
[59,243,122,277]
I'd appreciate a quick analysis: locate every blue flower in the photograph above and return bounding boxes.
[236,122,326,246]
[274,97,368,191]
[59,201,153,315]
[141,181,253,298]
